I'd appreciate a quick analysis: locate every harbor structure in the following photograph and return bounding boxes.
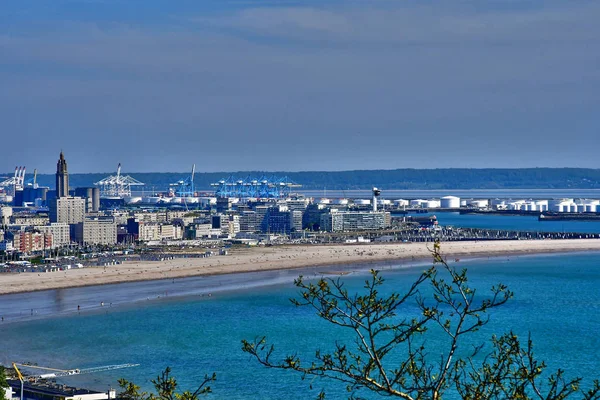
[169,164,196,197]
[0,167,26,197]
[211,175,301,199]
[7,379,113,400]
[94,163,144,199]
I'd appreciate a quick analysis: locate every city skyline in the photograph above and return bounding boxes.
[2,0,599,173]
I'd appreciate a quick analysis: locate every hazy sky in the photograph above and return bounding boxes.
[1,0,599,173]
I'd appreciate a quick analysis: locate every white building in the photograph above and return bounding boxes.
[320,211,390,232]
[138,223,161,241]
[50,197,86,224]
[13,216,49,226]
[40,223,71,248]
[159,224,183,240]
[73,216,117,245]
[0,206,12,226]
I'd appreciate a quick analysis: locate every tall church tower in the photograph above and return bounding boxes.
[56,151,69,198]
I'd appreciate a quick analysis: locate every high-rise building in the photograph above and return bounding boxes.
[49,197,86,224]
[40,223,71,248]
[72,216,117,245]
[56,151,69,198]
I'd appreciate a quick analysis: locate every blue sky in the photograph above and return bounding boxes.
[1,0,599,173]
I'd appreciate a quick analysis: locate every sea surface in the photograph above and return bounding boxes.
[404,211,600,233]
[1,252,599,399]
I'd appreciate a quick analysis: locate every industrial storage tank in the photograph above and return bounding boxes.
[333,198,349,205]
[354,199,371,206]
[379,199,391,206]
[508,201,523,210]
[469,199,489,209]
[440,196,460,209]
[319,198,331,204]
[426,200,441,208]
[548,199,563,212]
[557,201,571,212]
[535,200,548,211]
[410,199,427,207]
[394,199,409,207]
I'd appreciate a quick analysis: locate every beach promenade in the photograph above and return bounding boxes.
[1,239,600,295]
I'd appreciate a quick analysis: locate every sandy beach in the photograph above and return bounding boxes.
[1,239,600,295]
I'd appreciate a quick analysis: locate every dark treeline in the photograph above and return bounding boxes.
[8,168,600,191]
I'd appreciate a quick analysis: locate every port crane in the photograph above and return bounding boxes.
[95,163,144,198]
[169,164,196,197]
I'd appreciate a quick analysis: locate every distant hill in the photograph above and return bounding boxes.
[4,168,600,191]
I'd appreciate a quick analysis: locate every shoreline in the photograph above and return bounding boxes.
[2,239,600,296]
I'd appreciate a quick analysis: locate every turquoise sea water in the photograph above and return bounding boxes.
[1,253,600,399]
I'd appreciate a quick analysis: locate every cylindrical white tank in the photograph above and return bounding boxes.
[319,198,331,204]
[333,198,349,205]
[394,199,409,207]
[380,199,391,206]
[535,200,548,211]
[440,196,461,209]
[469,199,489,208]
[426,200,441,208]
[548,199,562,212]
[354,199,371,206]
[508,202,521,210]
